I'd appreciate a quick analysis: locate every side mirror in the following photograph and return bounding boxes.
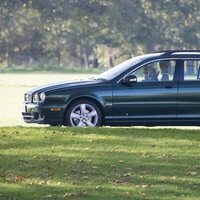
[121,75,137,85]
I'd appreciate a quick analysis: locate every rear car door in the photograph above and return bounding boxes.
[177,59,200,122]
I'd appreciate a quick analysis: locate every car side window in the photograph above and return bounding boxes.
[184,60,200,81]
[130,60,176,83]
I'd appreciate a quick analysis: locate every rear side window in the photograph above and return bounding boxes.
[184,60,200,81]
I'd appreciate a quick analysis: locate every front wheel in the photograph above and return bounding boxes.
[65,100,102,127]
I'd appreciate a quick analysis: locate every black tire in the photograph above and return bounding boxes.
[65,100,102,127]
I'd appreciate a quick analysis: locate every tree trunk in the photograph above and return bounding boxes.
[83,52,89,68]
[5,45,11,68]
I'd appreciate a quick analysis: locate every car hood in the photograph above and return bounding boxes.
[28,79,104,94]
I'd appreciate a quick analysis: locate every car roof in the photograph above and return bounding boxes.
[132,50,200,62]
[155,50,200,58]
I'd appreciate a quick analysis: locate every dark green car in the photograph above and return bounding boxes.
[22,50,200,127]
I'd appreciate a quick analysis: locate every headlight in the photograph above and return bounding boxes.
[39,92,46,102]
[33,93,39,103]
[33,92,46,103]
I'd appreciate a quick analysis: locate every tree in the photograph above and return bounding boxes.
[0,0,200,69]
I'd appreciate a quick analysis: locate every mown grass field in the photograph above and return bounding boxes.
[0,73,94,126]
[0,127,199,200]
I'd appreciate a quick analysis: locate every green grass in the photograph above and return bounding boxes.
[0,127,199,200]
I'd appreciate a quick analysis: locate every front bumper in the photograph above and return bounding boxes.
[22,103,45,123]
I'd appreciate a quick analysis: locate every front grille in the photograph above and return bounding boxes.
[24,93,32,102]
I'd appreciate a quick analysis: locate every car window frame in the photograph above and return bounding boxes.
[117,58,181,84]
[180,59,200,82]
[182,58,200,82]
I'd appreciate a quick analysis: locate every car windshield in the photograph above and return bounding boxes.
[96,55,148,80]
[96,53,164,80]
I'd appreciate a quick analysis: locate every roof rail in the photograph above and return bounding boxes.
[155,50,200,55]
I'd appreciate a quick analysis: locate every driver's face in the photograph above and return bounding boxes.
[143,69,148,75]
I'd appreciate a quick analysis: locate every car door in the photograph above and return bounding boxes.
[112,59,179,123]
[177,59,200,121]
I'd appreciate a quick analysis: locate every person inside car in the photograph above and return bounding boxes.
[143,66,158,82]
[159,61,169,81]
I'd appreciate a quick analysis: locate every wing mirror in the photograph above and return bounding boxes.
[121,75,137,85]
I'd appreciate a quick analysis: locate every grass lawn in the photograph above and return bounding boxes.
[0,127,199,200]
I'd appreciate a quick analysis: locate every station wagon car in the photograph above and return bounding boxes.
[22,50,200,127]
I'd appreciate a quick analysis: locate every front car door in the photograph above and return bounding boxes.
[111,59,180,125]
[177,58,200,124]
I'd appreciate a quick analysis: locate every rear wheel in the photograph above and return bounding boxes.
[65,100,102,127]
